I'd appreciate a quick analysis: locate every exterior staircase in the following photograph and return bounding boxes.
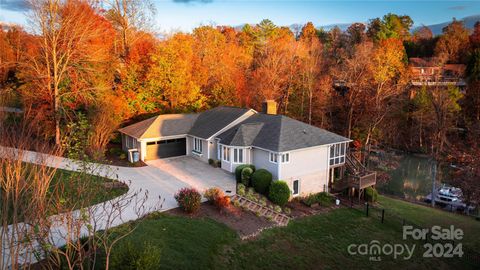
[333,153,377,194]
[231,194,290,226]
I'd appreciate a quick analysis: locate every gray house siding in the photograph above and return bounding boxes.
[251,148,279,179]
[279,146,330,196]
[187,135,209,163]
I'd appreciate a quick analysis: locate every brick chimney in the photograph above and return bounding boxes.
[262,100,277,115]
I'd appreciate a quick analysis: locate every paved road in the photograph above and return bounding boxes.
[0,146,235,267]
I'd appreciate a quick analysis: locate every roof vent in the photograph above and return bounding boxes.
[303,129,307,134]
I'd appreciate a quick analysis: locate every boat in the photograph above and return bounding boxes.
[424,184,475,212]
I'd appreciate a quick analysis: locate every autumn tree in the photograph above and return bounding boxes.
[147,33,204,111]
[332,41,374,138]
[105,0,156,59]
[469,21,480,49]
[298,31,323,124]
[346,23,367,45]
[365,38,407,147]
[22,0,115,145]
[405,26,436,58]
[435,19,470,64]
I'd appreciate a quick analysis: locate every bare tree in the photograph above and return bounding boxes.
[105,0,156,59]
[22,0,112,145]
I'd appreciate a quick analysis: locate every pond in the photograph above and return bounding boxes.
[376,154,447,202]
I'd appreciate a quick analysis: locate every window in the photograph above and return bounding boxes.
[126,136,135,148]
[270,152,289,163]
[329,142,347,166]
[147,141,155,146]
[269,152,277,163]
[193,138,202,153]
[292,180,299,195]
[222,146,230,162]
[233,148,244,163]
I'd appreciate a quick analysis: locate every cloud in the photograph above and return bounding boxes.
[448,5,468,11]
[0,0,29,11]
[172,0,213,4]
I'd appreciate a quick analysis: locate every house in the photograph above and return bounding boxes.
[118,101,355,196]
[409,57,466,87]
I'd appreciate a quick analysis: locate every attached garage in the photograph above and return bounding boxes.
[146,138,187,160]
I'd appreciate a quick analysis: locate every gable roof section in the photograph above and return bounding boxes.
[118,113,198,140]
[217,114,350,152]
[188,106,252,139]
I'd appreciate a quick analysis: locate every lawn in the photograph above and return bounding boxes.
[1,164,128,223]
[50,168,128,208]
[377,195,480,250]
[97,214,237,269]
[98,196,479,270]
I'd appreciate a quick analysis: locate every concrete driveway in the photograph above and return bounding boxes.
[146,156,236,195]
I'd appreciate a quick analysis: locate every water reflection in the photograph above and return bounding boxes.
[377,155,444,201]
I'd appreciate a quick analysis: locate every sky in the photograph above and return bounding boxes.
[0,0,479,32]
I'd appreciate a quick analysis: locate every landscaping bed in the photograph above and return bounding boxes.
[167,202,275,238]
[104,143,147,167]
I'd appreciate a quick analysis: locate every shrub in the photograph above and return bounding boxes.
[214,195,231,210]
[111,242,161,270]
[365,187,378,202]
[233,199,241,207]
[235,164,255,182]
[302,192,334,207]
[268,181,291,207]
[204,187,223,203]
[274,205,282,213]
[119,153,127,160]
[208,158,214,165]
[251,169,273,195]
[109,147,123,156]
[283,207,291,215]
[174,188,202,213]
[241,167,253,186]
[237,183,246,196]
[215,160,221,167]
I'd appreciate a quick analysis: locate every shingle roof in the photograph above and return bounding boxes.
[118,114,198,139]
[188,106,252,139]
[217,114,350,152]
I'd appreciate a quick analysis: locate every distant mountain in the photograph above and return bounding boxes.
[415,14,480,35]
[318,23,354,31]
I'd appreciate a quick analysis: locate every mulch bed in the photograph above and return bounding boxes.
[166,202,275,237]
[104,143,147,167]
[286,200,338,219]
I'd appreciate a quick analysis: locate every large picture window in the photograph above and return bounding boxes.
[193,138,202,153]
[329,142,347,166]
[233,148,244,163]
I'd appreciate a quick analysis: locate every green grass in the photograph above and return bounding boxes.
[101,214,237,269]
[377,195,480,250]
[99,197,479,270]
[50,168,128,208]
[1,164,128,223]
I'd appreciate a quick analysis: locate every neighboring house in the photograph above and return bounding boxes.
[118,101,353,196]
[409,57,466,87]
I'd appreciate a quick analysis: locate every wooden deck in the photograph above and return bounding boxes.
[333,172,376,191]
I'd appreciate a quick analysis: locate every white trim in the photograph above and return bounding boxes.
[292,179,300,196]
[207,109,257,140]
[252,140,352,155]
[232,147,246,164]
[139,134,187,142]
